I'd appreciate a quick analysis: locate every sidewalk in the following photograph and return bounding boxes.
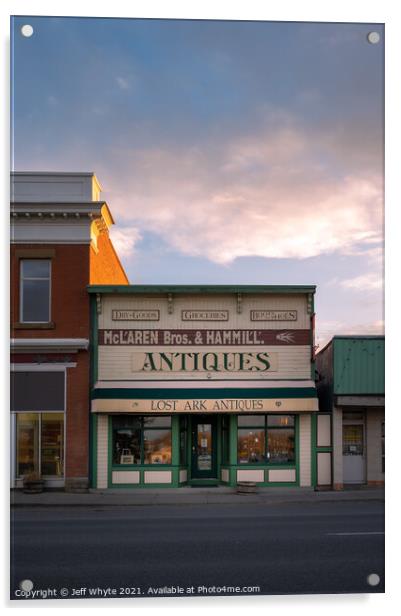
[10,485,384,508]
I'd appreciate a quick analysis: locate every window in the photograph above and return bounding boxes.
[112,416,172,466]
[16,412,64,477]
[237,415,295,464]
[20,259,51,323]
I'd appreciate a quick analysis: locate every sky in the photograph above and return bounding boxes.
[11,16,384,348]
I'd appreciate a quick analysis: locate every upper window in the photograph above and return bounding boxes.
[20,259,51,323]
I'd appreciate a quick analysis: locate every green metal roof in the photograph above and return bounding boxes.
[87,284,316,294]
[333,337,384,395]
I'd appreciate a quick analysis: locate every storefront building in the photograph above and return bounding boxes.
[10,172,128,491]
[315,336,384,489]
[89,285,320,488]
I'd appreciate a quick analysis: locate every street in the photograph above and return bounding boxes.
[10,500,384,599]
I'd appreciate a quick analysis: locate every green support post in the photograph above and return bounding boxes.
[172,415,180,487]
[229,414,238,487]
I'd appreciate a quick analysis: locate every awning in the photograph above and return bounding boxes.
[91,380,319,413]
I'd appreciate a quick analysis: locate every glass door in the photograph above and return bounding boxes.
[191,415,217,479]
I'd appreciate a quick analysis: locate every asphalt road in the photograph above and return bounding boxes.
[10,501,384,600]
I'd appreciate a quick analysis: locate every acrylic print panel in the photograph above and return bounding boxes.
[10,16,384,601]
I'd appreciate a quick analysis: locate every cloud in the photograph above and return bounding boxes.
[316,319,384,350]
[340,272,383,292]
[98,112,383,265]
[116,76,131,90]
[109,226,141,259]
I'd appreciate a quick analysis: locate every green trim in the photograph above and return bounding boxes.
[90,296,98,386]
[92,387,318,400]
[295,414,300,486]
[88,284,316,295]
[189,479,220,486]
[311,412,317,487]
[229,415,238,486]
[89,297,98,489]
[171,416,180,487]
[91,413,98,488]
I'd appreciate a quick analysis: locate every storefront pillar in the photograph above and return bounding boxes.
[228,414,238,486]
[171,415,181,487]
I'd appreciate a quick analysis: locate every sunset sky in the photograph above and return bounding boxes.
[11,16,384,348]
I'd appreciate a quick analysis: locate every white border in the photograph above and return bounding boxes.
[2,1,397,612]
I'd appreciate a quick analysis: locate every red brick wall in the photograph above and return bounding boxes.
[90,232,129,284]
[66,351,90,479]
[11,244,90,338]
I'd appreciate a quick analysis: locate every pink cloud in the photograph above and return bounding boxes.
[98,116,382,264]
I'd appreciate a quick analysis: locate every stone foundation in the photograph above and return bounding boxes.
[65,477,89,493]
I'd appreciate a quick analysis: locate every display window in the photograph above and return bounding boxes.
[112,415,172,465]
[16,412,64,477]
[237,414,295,464]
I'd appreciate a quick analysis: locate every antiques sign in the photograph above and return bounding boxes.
[130,351,279,373]
[98,329,309,346]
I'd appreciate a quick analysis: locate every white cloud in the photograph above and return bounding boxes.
[109,226,141,259]
[316,319,384,350]
[99,117,382,265]
[116,76,131,90]
[340,272,383,292]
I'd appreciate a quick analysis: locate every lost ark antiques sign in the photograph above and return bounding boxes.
[92,397,319,413]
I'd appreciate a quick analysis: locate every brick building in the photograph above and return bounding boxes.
[10,172,128,491]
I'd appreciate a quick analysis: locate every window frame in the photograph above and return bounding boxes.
[237,414,296,466]
[111,415,173,467]
[19,258,52,324]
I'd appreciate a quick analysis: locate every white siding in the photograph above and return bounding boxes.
[332,407,343,487]
[317,414,331,446]
[99,294,310,330]
[299,414,311,486]
[366,408,385,483]
[237,469,264,482]
[221,469,229,482]
[144,471,172,484]
[268,469,296,482]
[99,345,311,381]
[97,415,109,489]
[112,471,140,484]
[317,452,332,485]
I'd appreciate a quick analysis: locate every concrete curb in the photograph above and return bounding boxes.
[10,488,384,508]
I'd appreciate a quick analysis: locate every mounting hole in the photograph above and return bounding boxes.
[367,573,380,586]
[367,32,380,44]
[21,24,34,37]
[19,579,34,592]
